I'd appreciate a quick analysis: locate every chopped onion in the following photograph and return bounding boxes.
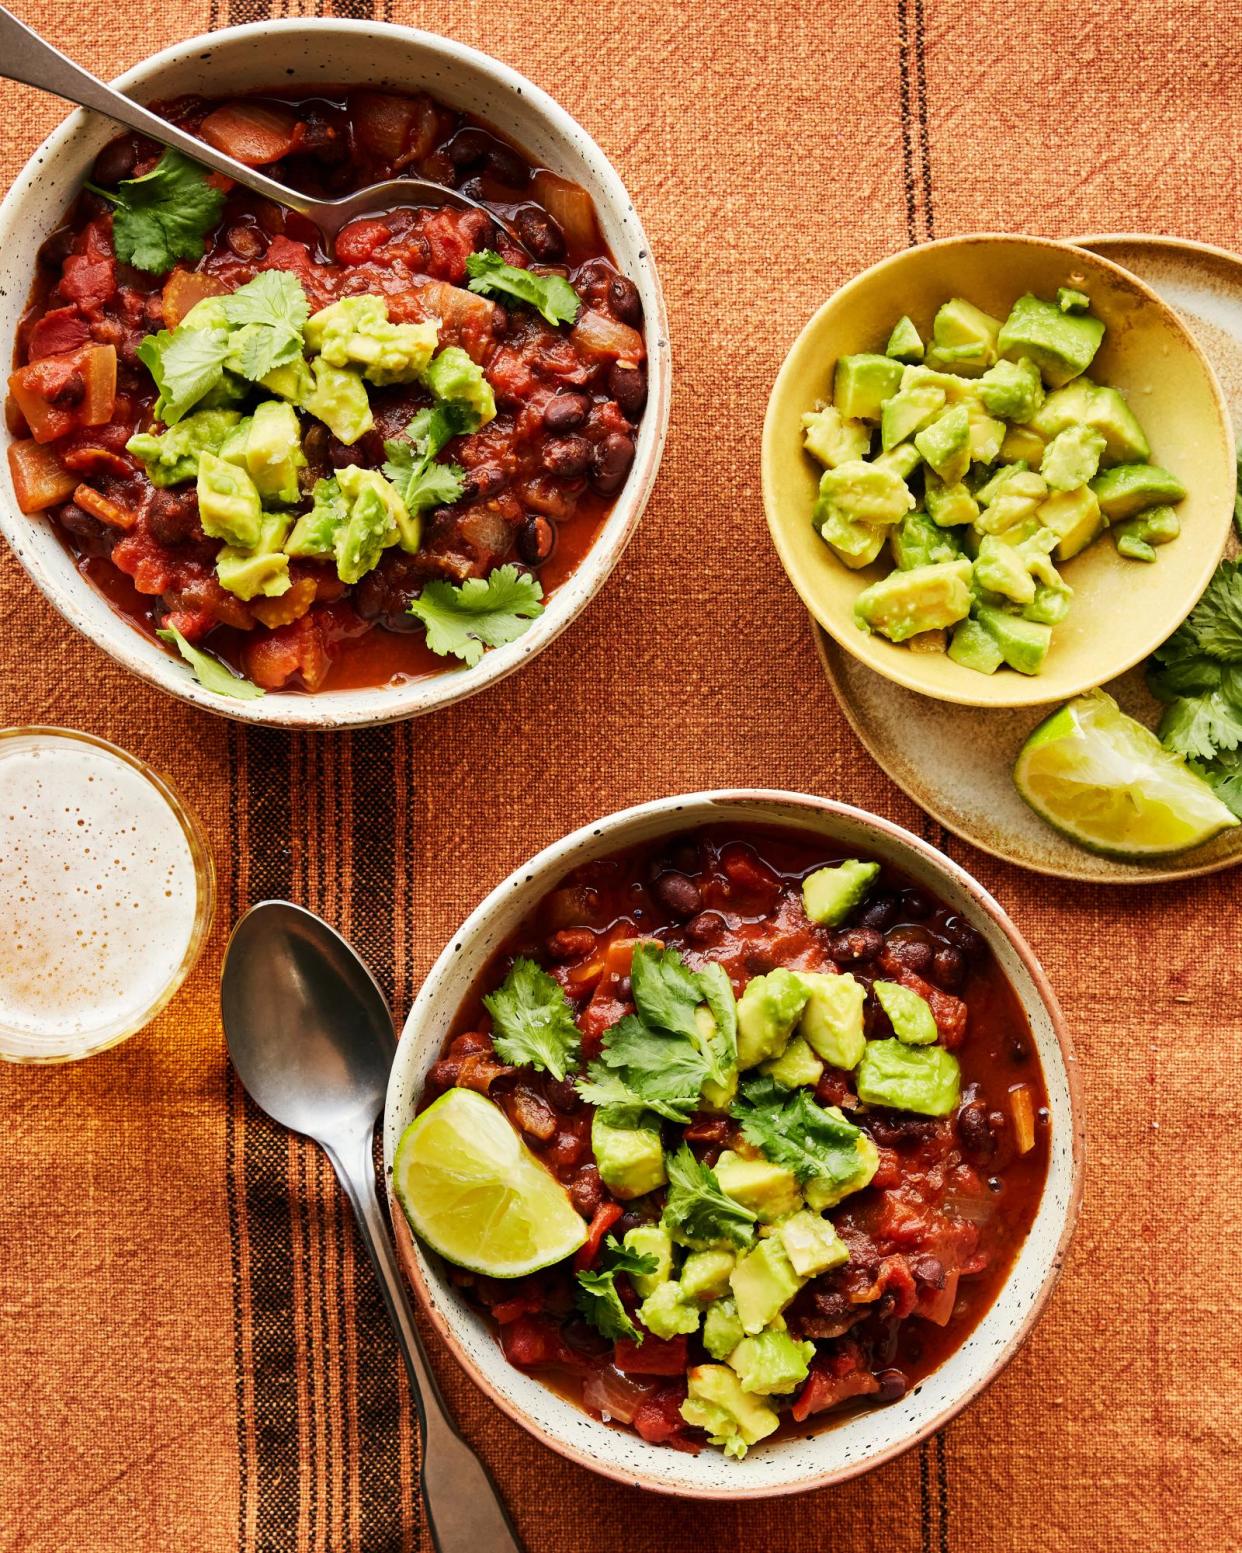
[942,1189,995,1227]
[582,1365,657,1426]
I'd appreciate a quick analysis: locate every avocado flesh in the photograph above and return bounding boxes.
[974,605,1053,675]
[801,859,880,926]
[948,618,1004,674]
[854,559,973,643]
[833,353,904,422]
[591,1110,666,1200]
[881,385,945,451]
[997,294,1104,387]
[1038,485,1105,560]
[885,314,925,362]
[1090,463,1187,521]
[926,297,1002,377]
[891,510,962,570]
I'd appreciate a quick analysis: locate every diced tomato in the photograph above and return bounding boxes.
[579,938,656,1054]
[112,531,176,595]
[243,612,331,691]
[632,1384,696,1450]
[199,101,301,165]
[791,1359,880,1422]
[59,253,116,309]
[162,269,229,329]
[871,1147,902,1191]
[414,208,483,284]
[27,306,90,361]
[613,1334,688,1376]
[574,1201,623,1272]
[335,219,393,266]
[875,1194,930,1248]
[683,1115,730,1145]
[499,1315,570,1369]
[6,439,77,513]
[489,1288,545,1325]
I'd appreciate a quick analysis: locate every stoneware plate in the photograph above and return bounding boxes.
[0,21,670,730]
[763,233,1234,709]
[383,790,1083,1498]
[815,236,1242,885]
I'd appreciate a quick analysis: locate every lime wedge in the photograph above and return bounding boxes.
[1014,689,1240,858]
[393,1087,587,1277]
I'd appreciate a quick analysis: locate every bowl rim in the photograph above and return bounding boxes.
[0,18,671,730]
[384,786,1086,1498]
[760,230,1234,710]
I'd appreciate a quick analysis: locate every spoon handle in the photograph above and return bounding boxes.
[325,1127,526,1553]
[0,3,315,215]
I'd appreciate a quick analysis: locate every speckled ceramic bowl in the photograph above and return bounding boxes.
[383,790,1083,1498]
[0,21,670,729]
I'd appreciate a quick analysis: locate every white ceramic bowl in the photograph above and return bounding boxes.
[0,21,670,729]
[383,790,1084,1498]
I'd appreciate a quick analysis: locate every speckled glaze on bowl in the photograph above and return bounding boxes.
[0,21,670,729]
[383,791,1083,1499]
[762,233,1233,710]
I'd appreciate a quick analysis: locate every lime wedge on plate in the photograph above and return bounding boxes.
[393,1087,587,1277]
[1014,689,1239,858]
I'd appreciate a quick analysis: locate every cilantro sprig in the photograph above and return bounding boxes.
[89,149,225,274]
[732,1078,868,1190]
[383,405,468,515]
[660,1145,756,1252]
[482,956,580,1081]
[408,564,544,668]
[465,250,581,327]
[156,625,264,700]
[574,1235,658,1344]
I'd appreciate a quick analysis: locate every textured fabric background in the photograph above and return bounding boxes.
[2,2,1240,1549]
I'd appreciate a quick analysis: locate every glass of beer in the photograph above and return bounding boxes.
[0,727,215,1062]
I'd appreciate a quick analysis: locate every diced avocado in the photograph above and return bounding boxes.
[242,400,306,506]
[926,298,1002,376]
[697,1005,739,1115]
[798,970,866,1070]
[880,385,945,451]
[260,357,314,407]
[591,1109,667,1200]
[948,617,1005,675]
[803,1126,879,1210]
[1023,579,1074,626]
[886,315,925,363]
[1041,424,1106,491]
[714,1151,803,1223]
[730,1236,804,1334]
[728,1328,815,1396]
[981,527,1072,622]
[854,558,973,643]
[1058,286,1090,313]
[638,1280,701,1340]
[976,356,1045,423]
[974,604,1053,675]
[305,294,439,385]
[1114,504,1181,562]
[966,401,1006,465]
[623,1225,674,1298]
[802,404,871,468]
[801,859,880,927]
[761,1033,824,1089]
[817,507,888,571]
[873,980,938,1045]
[872,442,923,480]
[856,1038,961,1116]
[196,450,263,548]
[975,469,1049,534]
[973,536,1038,605]
[914,405,971,484]
[1038,485,1105,560]
[681,1364,780,1458]
[924,474,979,529]
[736,968,811,1068]
[1090,463,1187,521]
[1116,528,1156,562]
[900,364,979,404]
[997,294,1105,387]
[702,1298,745,1362]
[815,460,916,528]
[331,465,409,583]
[833,353,904,422]
[777,1209,850,1278]
[216,512,292,601]
[304,358,373,446]
[1083,385,1150,465]
[1026,380,1097,440]
[285,475,347,560]
[126,408,243,487]
[891,510,962,570]
[1001,425,1046,466]
[423,345,497,430]
[680,1249,737,1305]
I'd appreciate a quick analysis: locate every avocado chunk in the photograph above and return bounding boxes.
[1090,463,1187,521]
[886,315,925,363]
[926,298,1002,376]
[976,356,1045,422]
[1058,286,1090,313]
[914,405,971,484]
[730,1236,804,1334]
[1081,385,1151,465]
[973,536,1038,605]
[801,859,880,927]
[900,363,979,404]
[966,401,1006,465]
[975,467,1049,534]
[1041,424,1106,491]
[947,617,1005,675]
[126,408,243,487]
[802,404,871,468]
[833,353,904,422]
[873,979,938,1044]
[304,358,374,446]
[854,558,973,643]
[714,1150,803,1223]
[423,345,497,429]
[803,1128,879,1210]
[331,465,412,582]
[973,604,1053,675]
[997,293,1105,387]
[591,1109,667,1200]
[260,356,314,407]
[237,400,306,506]
[880,385,945,451]
[777,1209,851,1278]
[680,1249,737,1304]
[305,294,439,385]
[702,1298,745,1361]
[924,474,979,530]
[891,510,963,570]
[736,968,811,1068]
[761,1033,824,1089]
[1114,504,1181,562]
[872,442,923,480]
[728,1327,815,1396]
[798,970,866,1070]
[816,507,888,571]
[1037,485,1105,560]
[815,459,916,528]
[196,450,263,548]
[856,1038,961,1116]
[1023,578,1074,626]
[1000,425,1046,466]
[638,1280,702,1340]
[285,476,348,560]
[1026,380,1096,440]
[697,1004,739,1115]
[216,512,292,601]
[681,1364,780,1458]
[623,1224,674,1297]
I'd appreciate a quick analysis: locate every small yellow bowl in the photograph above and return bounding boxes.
[762,233,1235,708]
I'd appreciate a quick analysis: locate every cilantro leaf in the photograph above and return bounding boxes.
[575,1236,657,1344]
[661,1144,756,1251]
[156,625,265,700]
[137,326,230,425]
[482,957,580,1081]
[408,564,544,668]
[466,250,581,327]
[733,1082,868,1190]
[89,149,225,274]
[1191,748,1242,819]
[1158,560,1242,663]
[1147,654,1223,702]
[219,272,309,382]
[1157,691,1242,762]
[630,944,704,1042]
[578,1014,710,1123]
[695,961,738,1087]
[1234,442,1242,539]
[381,436,466,514]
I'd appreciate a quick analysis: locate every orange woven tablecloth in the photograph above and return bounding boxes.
[2,3,1240,1549]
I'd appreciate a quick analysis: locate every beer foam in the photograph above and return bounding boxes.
[0,733,201,1058]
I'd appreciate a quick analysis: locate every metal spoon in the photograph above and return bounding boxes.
[0,4,508,254]
[221,901,524,1553]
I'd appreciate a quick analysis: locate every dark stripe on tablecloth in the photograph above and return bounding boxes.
[913,0,935,241]
[896,0,935,245]
[895,0,918,245]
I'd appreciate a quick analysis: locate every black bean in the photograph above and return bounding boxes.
[883,934,933,974]
[225,223,267,261]
[684,911,725,946]
[301,110,348,167]
[651,871,702,919]
[911,1254,945,1288]
[91,137,137,188]
[146,490,197,548]
[607,275,643,326]
[830,926,884,963]
[875,1369,908,1404]
[942,915,985,958]
[901,889,933,921]
[517,515,555,566]
[57,502,114,557]
[37,226,76,270]
[956,1103,996,1160]
[50,377,85,407]
[543,393,590,433]
[541,435,592,479]
[608,362,647,420]
[591,431,635,495]
[486,144,530,188]
[514,205,564,261]
[446,127,491,169]
[931,944,965,990]
[859,894,899,930]
[463,466,508,501]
